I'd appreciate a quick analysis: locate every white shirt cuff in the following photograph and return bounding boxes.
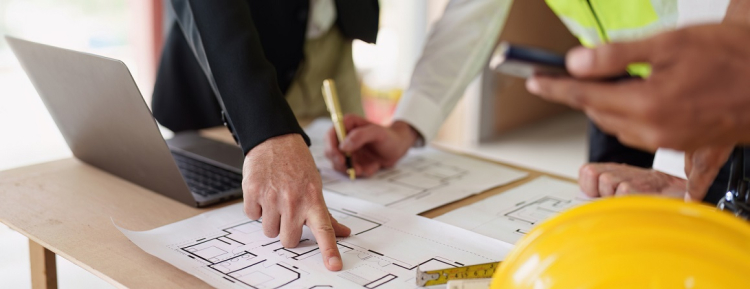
[392,91,444,142]
[652,148,687,179]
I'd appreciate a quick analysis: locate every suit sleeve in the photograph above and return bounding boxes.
[169,0,309,155]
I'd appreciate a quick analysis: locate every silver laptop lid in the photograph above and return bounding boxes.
[6,36,197,206]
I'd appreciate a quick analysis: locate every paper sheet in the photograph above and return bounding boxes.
[118,191,511,289]
[435,177,590,244]
[305,119,528,214]
[652,148,687,179]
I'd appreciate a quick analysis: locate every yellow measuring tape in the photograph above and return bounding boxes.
[416,262,500,287]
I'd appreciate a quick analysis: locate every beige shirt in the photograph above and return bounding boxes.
[284,1,363,120]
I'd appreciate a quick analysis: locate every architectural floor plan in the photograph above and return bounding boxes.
[305,119,527,214]
[118,192,511,289]
[435,177,590,244]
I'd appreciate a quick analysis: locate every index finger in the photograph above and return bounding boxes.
[307,206,345,271]
[343,114,372,131]
[527,75,646,115]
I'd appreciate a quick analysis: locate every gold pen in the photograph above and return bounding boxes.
[322,79,356,180]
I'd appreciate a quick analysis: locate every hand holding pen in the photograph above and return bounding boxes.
[322,79,356,180]
[323,116,420,178]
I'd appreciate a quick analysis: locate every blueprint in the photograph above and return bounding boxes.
[305,119,528,214]
[118,191,512,289]
[435,177,591,244]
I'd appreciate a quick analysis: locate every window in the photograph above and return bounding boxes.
[0,0,161,170]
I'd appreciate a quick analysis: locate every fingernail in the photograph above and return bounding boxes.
[526,78,541,94]
[328,256,342,268]
[568,47,594,73]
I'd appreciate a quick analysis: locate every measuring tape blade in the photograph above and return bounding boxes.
[416,262,500,287]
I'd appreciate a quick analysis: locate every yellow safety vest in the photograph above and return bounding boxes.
[545,0,678,76]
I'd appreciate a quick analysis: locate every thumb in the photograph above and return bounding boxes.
[326,126,341,153]
[567,39,653,78]
[686,164,720,202]
[340,125,386,153]
[685,146,734,202]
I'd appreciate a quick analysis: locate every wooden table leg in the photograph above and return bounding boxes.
[29,239,57,289]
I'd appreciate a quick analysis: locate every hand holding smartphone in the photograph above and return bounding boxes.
[490,42,633,81]
[489,42,568,78]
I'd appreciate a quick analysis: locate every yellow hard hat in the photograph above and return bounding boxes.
[490,196,750,289]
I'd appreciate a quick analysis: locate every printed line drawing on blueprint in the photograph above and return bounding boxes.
[177,208,386,288]
[305,119,527,214]
[118,192,511,289]
[320,156,467,206]
[503,195,585,234]
[436,176,590,244]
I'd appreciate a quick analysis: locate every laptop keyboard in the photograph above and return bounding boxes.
[171,151,243,197]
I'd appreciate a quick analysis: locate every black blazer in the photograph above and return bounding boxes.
[152,0,378,154]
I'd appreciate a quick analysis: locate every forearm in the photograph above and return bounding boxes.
[392,0,514,142]
[169,0,309,155]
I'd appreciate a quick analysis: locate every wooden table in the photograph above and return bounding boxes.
[0,126,574,289]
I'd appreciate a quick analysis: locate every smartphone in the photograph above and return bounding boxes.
[489,42,568,78]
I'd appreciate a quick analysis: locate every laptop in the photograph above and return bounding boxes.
[6,36,246,207]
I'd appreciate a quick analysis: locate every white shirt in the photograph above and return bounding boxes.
[306,0,337,39]
[392,0,729,179]
[392,0,513,142]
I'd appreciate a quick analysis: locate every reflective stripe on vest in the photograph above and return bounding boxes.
[545,0,678,45]
[544,0,678,76]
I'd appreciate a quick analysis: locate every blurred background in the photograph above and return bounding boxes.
[1,2,151,287]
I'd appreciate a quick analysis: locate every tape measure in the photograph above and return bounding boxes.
[416,262,500,287]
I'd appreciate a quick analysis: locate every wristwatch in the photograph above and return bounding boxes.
[718,146,750,221]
